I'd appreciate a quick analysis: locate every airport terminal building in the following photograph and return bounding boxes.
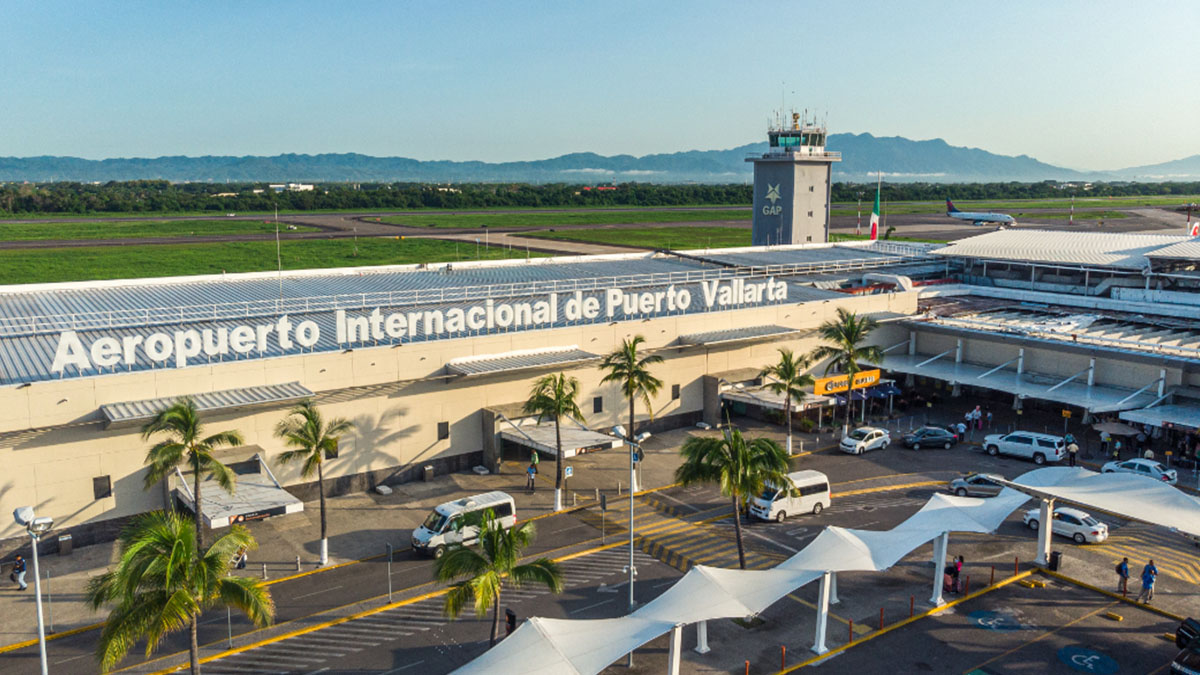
[2,229,1198,549]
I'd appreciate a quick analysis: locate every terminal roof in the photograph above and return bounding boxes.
[931,229,1193,270]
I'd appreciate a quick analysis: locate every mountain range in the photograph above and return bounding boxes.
[1,133,1197,184]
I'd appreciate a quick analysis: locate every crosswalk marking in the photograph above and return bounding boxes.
[1101,523,1200,585]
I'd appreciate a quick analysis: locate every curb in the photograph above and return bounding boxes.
[1037,567,1187,622]
[0,621,107,655]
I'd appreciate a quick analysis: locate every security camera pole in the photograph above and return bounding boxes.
[13,507,51,675]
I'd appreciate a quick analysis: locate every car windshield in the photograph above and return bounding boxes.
[760,487,781,501]
[848,429,869,440]
[422,511,448,532]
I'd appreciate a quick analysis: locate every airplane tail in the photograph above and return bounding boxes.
[1190,221,1199,237]
[946,198,959,214]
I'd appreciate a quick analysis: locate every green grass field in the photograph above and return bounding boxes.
[0,238,544,285]
[830,195,1200,216]
[520,226,751,249]
[378,209,751,229]
[0,219,316,241]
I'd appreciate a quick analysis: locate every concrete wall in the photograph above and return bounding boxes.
[750,159,833,246]
[0,290,916,541]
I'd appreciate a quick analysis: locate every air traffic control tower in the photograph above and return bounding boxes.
[747,112,840,246]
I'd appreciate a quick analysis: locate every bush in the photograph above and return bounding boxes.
[798,418,816,433]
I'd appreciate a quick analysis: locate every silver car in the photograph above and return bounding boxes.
[948,473,1005,498]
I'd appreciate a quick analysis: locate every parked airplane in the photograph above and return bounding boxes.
[946,199,1016,226]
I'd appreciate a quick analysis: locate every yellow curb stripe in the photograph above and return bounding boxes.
[832,480,947,498]
[0,621,107,655]
[776,570,1035,674]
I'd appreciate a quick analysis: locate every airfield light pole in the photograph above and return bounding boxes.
[1070,195,1074,226]
[856,191,864,235]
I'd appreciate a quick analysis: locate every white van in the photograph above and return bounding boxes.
[749,470,831,522]
[411,491,517,559]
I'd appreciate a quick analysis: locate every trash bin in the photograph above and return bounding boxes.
[423,465,434,482]
[505,608,517,635]
[1048,550,1062,572]
[58,534,73,556]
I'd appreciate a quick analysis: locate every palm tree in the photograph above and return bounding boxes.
[759,348,815,456]
[86,511,274,674]
[523,372,585,511]
[143,397,245,550]
[435,509,563,647]
[675,424,791,569]
[274,399,355,566]
[809,307,884,433]
[598,335,663,491]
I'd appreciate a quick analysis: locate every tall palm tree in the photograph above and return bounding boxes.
[675,424,791,569]
[274,399,355,566]
[759,348,815,456]
[809,307,884,432]
[142,397,245,550]
[523,372,585,511]
[435,509,563,647]
[86,511,274,674]
[598,335,663,491]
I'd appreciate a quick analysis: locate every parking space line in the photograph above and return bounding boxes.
[569,599,615,615]
[959,600,1119,674]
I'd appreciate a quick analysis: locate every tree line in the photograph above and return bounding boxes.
[2,180,1197,216]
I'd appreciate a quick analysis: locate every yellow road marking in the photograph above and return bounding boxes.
[960,600,1119,674]
[833,480,947,498]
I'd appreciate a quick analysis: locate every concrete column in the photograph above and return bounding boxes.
[908,331,917,356]
[701,375,723,428]
[1087,358,1095,387]
[1017,348,1024,376]
[812,571,832,655]
[929,531,949,606]
[829,571,840,605]
[955,338,963,364]
[667,624,682,675]
[694,619,710,654]
[1159,368,1167,397]
[1035,498,1054,565]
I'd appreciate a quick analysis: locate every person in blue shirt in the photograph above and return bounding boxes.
[1115,557,1129,595]
[1136,560,1158,603]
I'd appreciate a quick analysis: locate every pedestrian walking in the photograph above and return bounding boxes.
[956,421,967,438]
[11,555,27,590]
[1116,557,1130,595]
[1144,447,1155,460]
[530,449,540,469]
[1067,441,1079,467]
[525,463,537,493]
[986,409,993,429]
[973,406,983,430]
[1136,560,1158,603]
[1113,439,1122,459]
[1100,431,1111,455]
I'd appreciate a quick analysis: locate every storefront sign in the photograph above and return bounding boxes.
[49,278,789,374]
[813,369,881,396]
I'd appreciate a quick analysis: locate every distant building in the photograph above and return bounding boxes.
[747,112,840,246]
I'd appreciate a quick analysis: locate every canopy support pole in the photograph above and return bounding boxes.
[694,619,710,654]
[1035,498,1054,566]
[811,571,832,655]
[929,531,948,606]
[667,624,682,675]
[829,571,840,605]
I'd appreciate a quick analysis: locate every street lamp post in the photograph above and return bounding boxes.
[613,425,649,668]
[13,507,52,675]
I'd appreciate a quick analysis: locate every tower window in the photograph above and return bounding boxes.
[809,186,815,192]
[593,396,604,414]
[437,421,449,440]
[93,475,112,500]
[671,384,681,400]
[808,211,814,217]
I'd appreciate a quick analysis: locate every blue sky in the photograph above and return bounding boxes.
[4,1,1197,170]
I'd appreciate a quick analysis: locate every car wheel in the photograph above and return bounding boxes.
[1033,453,1046,465]
[1103,468,1113,473]
[433,545,446,560]
[944,441,953,450]
[987,445,999,456]
[812,502,823,515]
[775,511,787,523]
[1028,519,1039,531]
[1073,533,1086,544]
[912,443,921,450]
[955,488,968,497]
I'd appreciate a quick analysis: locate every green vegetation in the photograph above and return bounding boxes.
[831,195,1200,215]
[378,209,749,229]
[0,219,314,241]
[0,237,545,285]
[521,226,750,249]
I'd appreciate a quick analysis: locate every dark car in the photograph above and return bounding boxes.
[901,426,958,450]
[1171,618,1200,674]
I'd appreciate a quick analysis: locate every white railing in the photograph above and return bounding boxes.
[0,252,932,337]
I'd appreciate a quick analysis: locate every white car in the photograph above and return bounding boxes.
[983,431,1065,465]
[840,427,891,455]
[1101,458,1178,485]
[1022,506,1108,544]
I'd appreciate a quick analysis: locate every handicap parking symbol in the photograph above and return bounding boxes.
[1058,646,1118,674]
[968,610,1023,631]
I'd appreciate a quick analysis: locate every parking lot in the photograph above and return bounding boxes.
[819,575,1179,675]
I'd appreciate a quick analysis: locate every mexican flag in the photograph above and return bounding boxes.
[869,177,881,240]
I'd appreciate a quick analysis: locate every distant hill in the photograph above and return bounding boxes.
[0,134,1192,183]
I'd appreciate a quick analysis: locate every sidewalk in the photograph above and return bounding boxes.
[2,421,785,650]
